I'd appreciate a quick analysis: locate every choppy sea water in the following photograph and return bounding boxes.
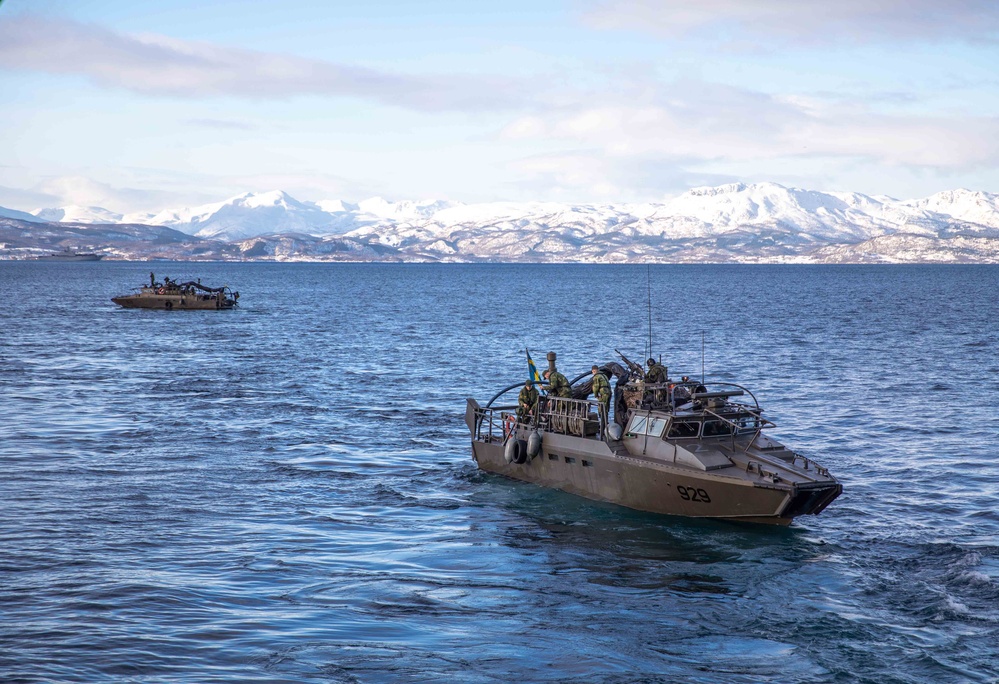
[1,262,997,683]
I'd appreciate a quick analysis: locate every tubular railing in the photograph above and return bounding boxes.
[639,381,760,412]
[472,404,518,442]
[474,396,606,442]
[700,407,776,451]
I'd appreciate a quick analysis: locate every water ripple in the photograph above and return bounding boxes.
[1,262,998,682]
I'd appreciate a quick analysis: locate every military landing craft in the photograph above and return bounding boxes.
[112,274,238,310]
[466,351,841,526]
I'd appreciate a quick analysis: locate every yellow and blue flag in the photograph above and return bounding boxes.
[526,348,543,385]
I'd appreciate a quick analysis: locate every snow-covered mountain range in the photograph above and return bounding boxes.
[4,182,999,262]
[107,190,457,240]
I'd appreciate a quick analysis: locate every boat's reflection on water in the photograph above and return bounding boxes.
[469,472,818,598]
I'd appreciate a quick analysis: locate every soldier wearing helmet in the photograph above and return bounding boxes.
[646,358,667,385]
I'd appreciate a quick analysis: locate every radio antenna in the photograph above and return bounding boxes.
[701,330,705,383]
[646,265,653,361]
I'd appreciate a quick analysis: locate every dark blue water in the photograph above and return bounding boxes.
[1,262,997,683]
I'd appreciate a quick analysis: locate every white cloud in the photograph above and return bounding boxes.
[500,83,999,169]
[2,12,996,207]
[500,116,548,140]
[185,118,257,131]
[504,151,738,201]
[0,15,539,111]
[30,176,195,213]
[0,184,61,211]
[492,79,999,200]
[582,0,999,45]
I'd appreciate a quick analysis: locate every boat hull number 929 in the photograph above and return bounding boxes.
[677,486,711,503]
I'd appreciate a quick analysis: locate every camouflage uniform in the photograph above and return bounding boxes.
[517,383,539,422]
[546,370,572,398]
[646,362,667,385]
[591,372,611,404]
[591,371,611,429]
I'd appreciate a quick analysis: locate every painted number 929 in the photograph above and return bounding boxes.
[677,486,711,503]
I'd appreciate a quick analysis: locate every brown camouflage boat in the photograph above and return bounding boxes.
[466,351,841,526]
[112,274,239,310]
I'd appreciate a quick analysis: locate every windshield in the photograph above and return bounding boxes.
[628,414,668,438]
[701,420,734,437]
[667,421,699,438]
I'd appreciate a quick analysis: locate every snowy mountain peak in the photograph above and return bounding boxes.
[927,188,988,201]
[904,188,999,229]
[0,205,47,223]
[236,190,300,209]
[355,197,458,221]
[685,182,750,197]
[357,197,393,214]
[316,199,359,214]
[31,205,124,224]
[8,182,999,260]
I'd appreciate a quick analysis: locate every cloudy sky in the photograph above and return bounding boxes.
[1,0,998,212]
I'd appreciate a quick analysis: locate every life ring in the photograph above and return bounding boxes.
[503,414,517,440]
[157,287,165,294]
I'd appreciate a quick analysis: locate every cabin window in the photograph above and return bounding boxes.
[627,414,668,438]
[702,420,734,437]
[564,456,576,464]
[733,415,762,433]
[667,421,699,438]
[548,453,558,461]
[582,460,592,467]
[628,415,647,435]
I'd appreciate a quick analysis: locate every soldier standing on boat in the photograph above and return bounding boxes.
[646,358,667,384]
[517,379,539,423]
[646,358,668,404]
[590,365,611,435]
[543,367,571,398]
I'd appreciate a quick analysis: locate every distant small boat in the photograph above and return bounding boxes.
[34,247,103,262]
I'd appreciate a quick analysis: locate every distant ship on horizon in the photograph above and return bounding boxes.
[33,247,103,262]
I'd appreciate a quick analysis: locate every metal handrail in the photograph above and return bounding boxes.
[473,402,541,442]
[699,407,775,451]
[662,381,760,411]
[484,381,545,409]
[702,407,775,431]
[484,369,590,410]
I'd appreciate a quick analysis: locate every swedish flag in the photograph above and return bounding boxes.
[526,349,543,385]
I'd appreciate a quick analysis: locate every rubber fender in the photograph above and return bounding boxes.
[505,438,528,464]
[606,423,623,441]
[526,430,542,459]
[504,437,517,463]
[511,439,528,465]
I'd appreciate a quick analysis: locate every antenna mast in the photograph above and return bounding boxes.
[646,265,653,361]
[701,330,705,383]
